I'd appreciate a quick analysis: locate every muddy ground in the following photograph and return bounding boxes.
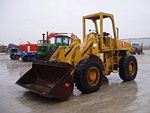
[0,50,150,113]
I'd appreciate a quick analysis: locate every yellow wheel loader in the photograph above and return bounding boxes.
[16,12,138,100]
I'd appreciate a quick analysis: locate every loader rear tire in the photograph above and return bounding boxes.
[74,58,103,94]
[119,55,138,81]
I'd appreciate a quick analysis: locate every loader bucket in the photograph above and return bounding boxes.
[16,61,74,100]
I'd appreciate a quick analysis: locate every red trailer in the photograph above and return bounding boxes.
[19,44,37,52]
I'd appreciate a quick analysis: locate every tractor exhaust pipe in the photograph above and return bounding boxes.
[42,34,45,42]
[46,31,49,43]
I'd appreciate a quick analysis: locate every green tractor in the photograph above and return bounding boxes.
[37,32,70,60]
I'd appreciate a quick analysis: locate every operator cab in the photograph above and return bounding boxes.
[83,12,118,50]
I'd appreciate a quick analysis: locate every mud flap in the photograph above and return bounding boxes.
[16,61,74,100]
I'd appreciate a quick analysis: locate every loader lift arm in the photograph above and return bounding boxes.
[50,32,100,67]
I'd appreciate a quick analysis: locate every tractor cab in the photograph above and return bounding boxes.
[37,32,70,60]
[55,35,70,46]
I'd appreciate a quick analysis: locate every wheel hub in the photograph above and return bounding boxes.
[129,61,136,76]
[87,67,100,86]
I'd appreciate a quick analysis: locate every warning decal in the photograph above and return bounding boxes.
[122,41,126,48]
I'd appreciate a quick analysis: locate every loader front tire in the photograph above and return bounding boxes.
[119,55,138,81]
[74,58,103,94]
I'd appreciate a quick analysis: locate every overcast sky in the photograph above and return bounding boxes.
[0,0,150,45]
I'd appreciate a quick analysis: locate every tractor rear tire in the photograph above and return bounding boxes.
[74,58,103,94]
[119,55,138,81]
[47,47,57,60]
